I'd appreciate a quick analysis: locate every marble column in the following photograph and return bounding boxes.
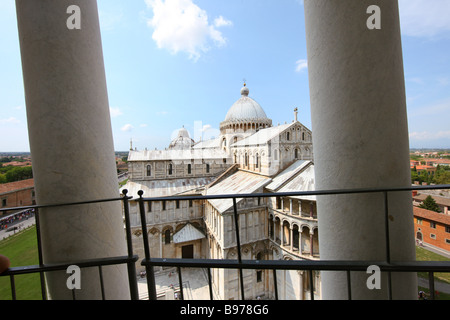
[16,0,129,299]
[304,0,417,299]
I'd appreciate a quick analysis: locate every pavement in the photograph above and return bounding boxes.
[137,267,218,300]
[0,214,36,241]
[1,216,449,298]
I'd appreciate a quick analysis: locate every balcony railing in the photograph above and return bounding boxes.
[1,184,450,300]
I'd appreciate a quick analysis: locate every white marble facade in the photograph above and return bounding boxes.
[121,84,318,299]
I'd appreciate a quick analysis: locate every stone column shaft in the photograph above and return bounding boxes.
[304,0,416,299]
[16,0,129,299]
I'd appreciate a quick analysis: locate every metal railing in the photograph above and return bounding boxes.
[0,194,139,300]
[1,184,450,300]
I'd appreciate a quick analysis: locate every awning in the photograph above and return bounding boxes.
[173,223,205,244]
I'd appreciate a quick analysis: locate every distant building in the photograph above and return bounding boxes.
[121,84,318,299]
[412,192,450,215]
[0,178,35,216]
[414,206,450,253]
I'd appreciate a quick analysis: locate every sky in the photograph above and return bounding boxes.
[1,0,450,152]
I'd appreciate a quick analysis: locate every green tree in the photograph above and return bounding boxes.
[4,166,33,183]
[435,171,450,185]
[419,195,441,213]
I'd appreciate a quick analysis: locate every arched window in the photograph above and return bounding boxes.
[206,163,210,173]
[187,163,192,174]
[146,164,151,176]
[287,132,290,141]
[255,153,259,168]
[168,163,173,175]
[164,229,171,244]
[295,148,299,159]
[245,153,248,167]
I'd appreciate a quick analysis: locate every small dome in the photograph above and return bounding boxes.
[224,85,269,122]
[168,127,194,150]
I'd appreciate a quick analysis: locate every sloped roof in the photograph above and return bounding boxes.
[173,223,205,244]
[413,193,450,207]
[206,170,272,213]
[266,160,310,191]
[266,160,316,201]
[413,206,450,225]
[276,163,316,201]
[192,137,222,149]
[231,123,293,147]
[0,178,34,195]
[120,177,216,200]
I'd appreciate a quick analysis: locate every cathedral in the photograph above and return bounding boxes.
[121,84,320,300]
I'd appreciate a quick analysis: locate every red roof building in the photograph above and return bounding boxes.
[0,179,35,216]
[413,206,450,253]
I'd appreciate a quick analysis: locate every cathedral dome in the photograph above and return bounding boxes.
[168,126,194,150]
[224,84,270,122]
[220,84,272,135]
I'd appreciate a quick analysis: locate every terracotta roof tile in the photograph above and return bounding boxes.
[0,179,34,195]
[413,206,450,225]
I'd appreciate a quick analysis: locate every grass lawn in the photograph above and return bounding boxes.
[0,226,42,300]
[1,226,449,300]
[416,246,450,284]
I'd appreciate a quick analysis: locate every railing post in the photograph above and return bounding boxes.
[34,207,47,300]
[138,191,157,300]
[232,198,245,300]
[122,189,139,300]
[309,270,314,300]
[428,272,435,300]
[207,268,214,300]
[272,269,278,300]
[177,267,184,300]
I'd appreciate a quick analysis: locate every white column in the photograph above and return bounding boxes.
[16,0,129,299]
[304,0,416,299]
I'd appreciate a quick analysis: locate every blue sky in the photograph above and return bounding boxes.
[1,0,450,152]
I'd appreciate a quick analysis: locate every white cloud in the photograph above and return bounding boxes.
[399,0,450,37]
[409,99,450,117]
[410,131,450,141]
[214,16,233,28]
[0,117,20,124]
[201,124,212,132]
[121,124,134,132]
[295,59,308,72]
[110,107,123,117]
[145,0,231,61]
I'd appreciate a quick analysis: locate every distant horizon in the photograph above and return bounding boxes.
[1,1,450,152]
[2,147,450,155]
